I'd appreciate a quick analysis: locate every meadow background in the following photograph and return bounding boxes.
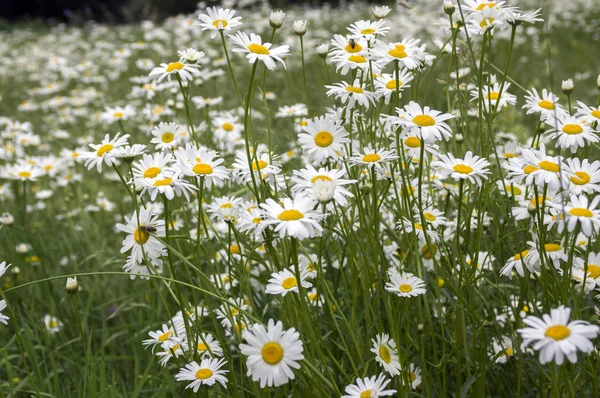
[1,0,600,397]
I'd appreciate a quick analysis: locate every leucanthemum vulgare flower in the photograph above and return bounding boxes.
[44,314,63,334]
[372,39,424,70]
[490,336,516,364]
[391,101,454,143]
[0,300,8,325]
[325,79,379,110]
[342,373,396,398]
[564,158,600,195]
[156,338,187,366]
[143,324,179,352]
[500,248,538,278]
[371,334,401,376]
[99,105,135,124]
[292,165,355,206]
[149,61,201,83]
[116,207,165,263]
[198,7,242,38]
[195,332,224,358]
[545,113,598,153]
[229,32,290,70]
[524,241,568,271]
[115,144,147,163]
[297,115,350,163]
[0,262,10,278]
[81,132,129,172]
[374,69,414,104]
[215,298,248,329]
[347,19,390,38]
[132,152,175,185]
[137,169,196,201]
[467,6,508,35]
[522,88,563,121]
[550,194,600,237]
[239,319,304,388]
[349,147,397,169]
[3,161,44,181]
[265,265,313,297]
[261,194,323,240]
[330,49,375,76]
[518,305,599,365]
[174,144,229,188]
[574,101,600,123]
[232,151,281,185]
[328,34,368,59]
[385,269,426,297]
[432,151,491,186]
[150,122,183,151]
[519,144,565,190]
[398,217,441,243]
[123,255,164,280]
[206,196,243,222]
[471,82,517,112]
[175,358,229,390]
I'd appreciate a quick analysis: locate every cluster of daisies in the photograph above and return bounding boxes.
[1,0,600,396]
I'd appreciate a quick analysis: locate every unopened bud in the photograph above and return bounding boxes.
[66,277,79,295]
[417,323,424,332]
[372,5,391,19]
[1,212,14,226]
[293,20,307,36]
[316,43,329,58]
[444,1,456,15]
[597,74,600,90]
[561,79,574,95]
[269,10,285,29]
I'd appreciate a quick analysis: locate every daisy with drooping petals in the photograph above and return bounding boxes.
[229,32,289,70]
[371,334,401,376]
[347,19,390,38]
[551,194,600,237]
[518,305,599,365]
[292,165,355,206]
[297,116,350,163]
[432,151,491,186]
[349,147,397,169]
[374,69,414,104]
[520,144,565,190]
[81,133,129,172]
[342,373,396,398]
[195,332,224,358]
[392,101,454,143]
[261,194,323,240]
[545,113,598,153]
[197,7,242,38]
[175,358,229,391]
[372,39,423,69]
[265,266,313,297]
[132,152,175,186]
[239,319,304,388]
[522,88,564,121]
[574,101,600,124]
[174,144,229,189]
[116,207,166,264]
[149,61,201,83]
[143,324,179,352]
[325,79,379,110]
[385,269,426,297]
[500,248,537,278]
[471,82,517,112]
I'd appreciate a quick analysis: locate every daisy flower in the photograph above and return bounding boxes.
[374,69,414,104]
[349,147,397,169]
[81,133,129,172]
[342,373,396,398]
[196,332,224,358]
[330,50,374,75]
[564,158,600,194]
[328,34,368,59]
[0,261,10,278]
[545,113,598,153]
[385,269,426,297]
[392,101,454,143]
[115,144,147,163]
[467,7,507,35]
[150,122,183,151]
[347,19,390,38]
[432,151,491,186]
[229,32,289,70]
[500,248,537,278]
[398,217,440,243]
[198,7,242,38]
[143,324,179,352]
[524,241,568,271]
[44,314,63,334]
[0,300,8,325]
[517,144,564,190]
[156,338,187,366]
[232,151,281,185]
[556,194,600,237]
[371,334,401,376]
[292,165,355,206]
[470,82,517,112]
[297,116,350,163]
[239,319,304,388]
[149,61,201,83]
[265,266,313,297]
[175,358,229,391]
[206,196,244,222]
[132,152,175,185]
[574,101,600,124]
[325,79,379,110]
[99,105,136,124]
[261,194,323,240]
[522,88,564,121]
[372,39,423,69]
[518,305,599,365]
[174,144,229,188]
[116,207,166,263]
[137,170,196,201]
[3,161,44,181]
[490,336,515,364]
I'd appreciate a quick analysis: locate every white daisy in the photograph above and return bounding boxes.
[229,32,290,70]
[385,269,426,297]
[265,266,313,297]
[198,7,242,38]
[261,194,323,240]
[175,358,228,391]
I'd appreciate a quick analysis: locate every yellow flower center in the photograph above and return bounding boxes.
[544,243,561,252]
[508,185,522,195]
[348,55,367,63]
[523,165,539,174]
[422,244,437,259]
[252,217,261,224]
[345,42,363,53]
[311,175,333,183]
[222,122,234,131]
[18,171,31,178]
[570,171,590,185]
[314,131,333,147]
[158,331,172,342]
[247,43,269,55]
[412,115,435,127]
[569,207,593,218]
[503,153,518,158]
[538,100,554,110]
[529,195,545,207]
[166,62,184,72]
[453,164,473,174]
[399,284,413,293]
[144,167,161,178]
[197,342,207,351]
[261,342,284,364]
[586,264,600,279]
[362,153,381,163]
[360,390,372,398]
[480,18,495,28]
[385,80,402,89]
[161,132,174,143]
[379,345,391,363]
[50,320,58,328]
[220,203,233,209]
[387,44,407,58]
[113,111,123,118]
[562,124,583,135]
[193,163,213,175]
[212,19,228,28]
[97,143,114,156]
[538,160,560,172]
[513,250,530,261]
[591,110,600,119]
[251,160,268,170]
[544,325,570,340]
[504,348,514,356]
[485,91,499,100]
[278,210,304,221]
[424,212,436,221]
[195,369,213,380]
[360,28,376,34]
[134,227,150,244]
[404,137,421,148]
[345,85,363,94]
[476,3,496,10]
[153,178,172,186]
[282,277,297,289]
[230,244,240,254]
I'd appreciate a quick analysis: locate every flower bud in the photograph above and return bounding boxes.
[372,5,391,19]
[444,1,456,15]
[65,277,79,295]
[1,212,14,226]
[293,20,307,36]
[269,10,285,29]
[316,43,329,58]
[597,74,600,90]
[561,79,574,95]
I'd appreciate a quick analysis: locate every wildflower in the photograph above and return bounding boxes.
[265,266,313,297]
[518,305,599,365]
[545,114,598,153]
[342,374,396,398]
[297,115,350,163]
[347,19,390,38]
[432,151,491,186]
[150,122,184,152]
[197,7,242,38]
[65,277,79,294]
[239,319,304,387]
[81,133,129,172]
[392,101,454,142]
[292,165,355,206]
[116,208,166,264]
[371,334,401,375]
[385,269,426,297]
[373,6,392,19]
[175,358,229,390]
[349,147,397,169]
[522,88,564,121]
[293,20,307,36]
[229,32,290,70]
[553,195,600,237]
[149,61,200,83]
[561,79,574,95]
[269,10,285,29]
[44,315,63,334]
[326,79,379,109]
[261,194,323,240]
